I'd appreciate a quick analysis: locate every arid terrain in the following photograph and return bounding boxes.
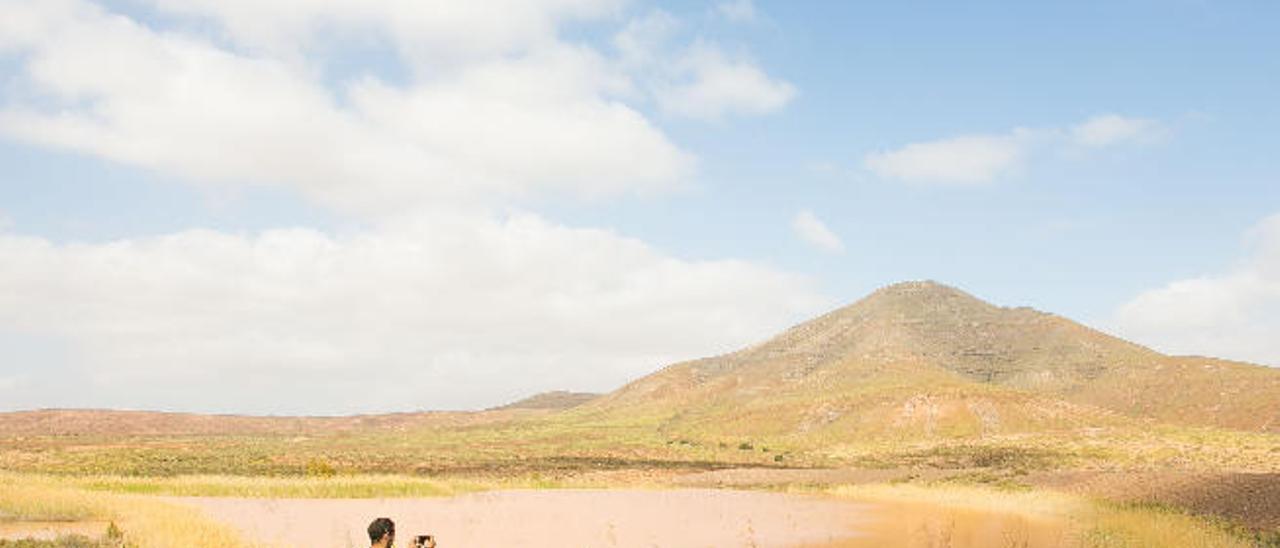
[2,281,1278,547]
[168,490,875,547]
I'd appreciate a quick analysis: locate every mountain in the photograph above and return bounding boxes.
[490,391,601,411]
[5,282,1274,445]
[583,281,1280,439]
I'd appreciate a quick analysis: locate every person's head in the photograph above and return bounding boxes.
[368,517,395,547]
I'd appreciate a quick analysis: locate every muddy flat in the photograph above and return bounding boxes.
[169,489,874,548]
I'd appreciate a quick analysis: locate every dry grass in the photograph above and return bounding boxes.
[0,471,568,502]
[825,483,1252,547]
[0,475,250,548]
[1082,502,1253,548]
[65,474,487,498]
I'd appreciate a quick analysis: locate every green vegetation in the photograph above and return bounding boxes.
[3,405,1273,480]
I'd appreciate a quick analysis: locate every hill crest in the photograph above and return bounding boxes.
[490,391,600,411]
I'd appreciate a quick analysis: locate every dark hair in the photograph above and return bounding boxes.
[368,517,395,544]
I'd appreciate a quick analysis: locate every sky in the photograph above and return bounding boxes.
[1,0,1277,414]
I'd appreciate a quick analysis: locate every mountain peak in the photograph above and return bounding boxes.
[860,280,987,309]
[693,280,1146,387]
[489,391,600,411]
[874,279,957,294]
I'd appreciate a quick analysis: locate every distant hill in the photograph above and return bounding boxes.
[0,408,518,437]
[491,391,600,411]
[4,281,1276,443]
[585,281,1280,438]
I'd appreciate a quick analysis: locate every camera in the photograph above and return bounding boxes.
[412,534,435,548]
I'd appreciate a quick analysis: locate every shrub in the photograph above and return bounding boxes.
[305,459,337,478]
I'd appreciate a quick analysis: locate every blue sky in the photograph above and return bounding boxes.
[1,0,1277,413]
[547,0,1280,312]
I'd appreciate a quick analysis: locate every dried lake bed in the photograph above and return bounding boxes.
[169,489,878,548]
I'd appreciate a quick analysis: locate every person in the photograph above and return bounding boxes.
[368,517,436,548]
[368,517,395,548]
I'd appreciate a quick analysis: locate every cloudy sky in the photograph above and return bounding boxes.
[1,0,1277,414]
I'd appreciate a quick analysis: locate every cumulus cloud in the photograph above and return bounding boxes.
[0,0,695,216]
[0,213,827,413]
[1070,114,1165,147]
[864,114,1166,185]
[0,2,800,218]
[864,132,1031,186]
[1111,214,1280,367]
[0,1,815,414]
[136,0,627,67]
[0,1,797,217]
[615,13,795,121]
[716,0,757,23]
[792,210,845,254]
[614,10,680,68]
[654,42,796,120]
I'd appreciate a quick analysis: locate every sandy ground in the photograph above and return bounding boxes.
[169,489,874,548]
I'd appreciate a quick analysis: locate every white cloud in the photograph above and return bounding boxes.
[614,14,795,121]
[136,0,628,67]
[653,42,796,120]
[614,10,680,68]
[864,132,1031,185]
[0,1,798,214]
[792,210,844,254]
[1111,214,1280,367]
[716,0,757,23]
[0,1,694,216]
[865,114,1167,185]
[0,213,827,413]
[1070,114,1164,147]
[0,1,817,414]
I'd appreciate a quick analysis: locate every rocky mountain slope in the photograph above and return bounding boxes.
[584,281,1280,438]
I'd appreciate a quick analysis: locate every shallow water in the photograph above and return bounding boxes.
[171,489,875,548]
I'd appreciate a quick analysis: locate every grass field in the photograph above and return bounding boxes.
[822,483,1261,548]
[2,409,1276,478]
[0,474,249,547]
[2,409,1278,546]
[2,472,1272,547]
[2,400,1277,547]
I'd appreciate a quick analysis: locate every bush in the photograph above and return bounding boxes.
[305,458,337,478]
